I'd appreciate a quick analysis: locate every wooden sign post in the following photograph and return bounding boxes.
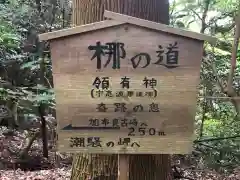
[39,11,216,179]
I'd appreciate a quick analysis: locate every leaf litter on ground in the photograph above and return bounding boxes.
[0,168,71,180]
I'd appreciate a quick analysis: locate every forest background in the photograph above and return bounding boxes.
[0,0,239,179]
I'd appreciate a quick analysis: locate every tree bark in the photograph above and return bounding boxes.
[70,0,172,180]
[71,0,169,26]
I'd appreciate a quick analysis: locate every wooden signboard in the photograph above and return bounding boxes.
[39,11,216,154]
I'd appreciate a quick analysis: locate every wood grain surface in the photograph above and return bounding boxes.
[50,23,203,154]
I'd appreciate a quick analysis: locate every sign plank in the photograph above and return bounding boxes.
[49,22,203,154]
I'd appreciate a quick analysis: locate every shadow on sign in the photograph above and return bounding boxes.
[62,124,121,130]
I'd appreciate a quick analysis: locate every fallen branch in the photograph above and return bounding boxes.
[172,165,195,180]
[197,142,240,156]
[194,135,240,143]
[19,130,41,158]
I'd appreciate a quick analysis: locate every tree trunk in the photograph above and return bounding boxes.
[70,0,172,180]
[71,0,169,26]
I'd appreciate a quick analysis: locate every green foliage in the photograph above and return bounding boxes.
[0,0,66,116]
[171,0,240,172]
[0,0,239,173]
